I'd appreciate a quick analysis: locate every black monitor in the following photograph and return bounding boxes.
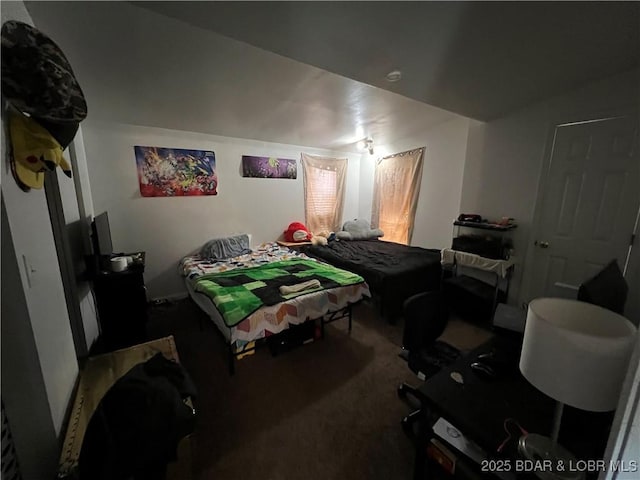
[91,211,113,257]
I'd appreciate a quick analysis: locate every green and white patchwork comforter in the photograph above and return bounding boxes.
[193,258,366,327]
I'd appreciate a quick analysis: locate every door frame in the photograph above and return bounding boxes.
[44,169,88,358]
[519,106,639,307]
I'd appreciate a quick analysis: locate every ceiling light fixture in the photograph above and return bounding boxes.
[385,70,402,82]
[357,138,374,155]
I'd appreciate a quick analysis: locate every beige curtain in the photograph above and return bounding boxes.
[371,147,424,245]
[301,153,348,234]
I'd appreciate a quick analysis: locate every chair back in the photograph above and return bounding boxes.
[402,291,448,352]
[578,260,628,315]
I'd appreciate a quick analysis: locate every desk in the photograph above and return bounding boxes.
[413,335,613,479]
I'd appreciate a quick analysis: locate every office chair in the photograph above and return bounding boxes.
[397,291,460,437]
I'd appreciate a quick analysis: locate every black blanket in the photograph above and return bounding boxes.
[301,240,441,319]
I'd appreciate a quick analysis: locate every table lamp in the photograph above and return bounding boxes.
[518,298,637,480]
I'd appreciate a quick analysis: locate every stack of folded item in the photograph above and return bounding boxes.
[279,279,321,295]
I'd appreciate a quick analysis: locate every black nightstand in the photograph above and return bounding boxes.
[92,252,148,351]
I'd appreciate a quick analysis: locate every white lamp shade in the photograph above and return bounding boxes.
[519,298,637,412]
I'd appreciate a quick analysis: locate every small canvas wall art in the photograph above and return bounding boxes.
[134,146,218,197]
[241,155,297,179]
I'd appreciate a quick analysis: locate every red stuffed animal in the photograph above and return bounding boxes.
[284,222,312,242]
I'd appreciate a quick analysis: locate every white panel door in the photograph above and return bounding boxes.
[529,116,639,304]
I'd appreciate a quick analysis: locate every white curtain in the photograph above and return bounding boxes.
[301,153,348,234]
[371,147,424,245]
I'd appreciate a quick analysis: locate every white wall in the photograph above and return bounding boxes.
[1,2,79,477]
[460,69,640,311]
[358,117,472,250]
[408,117,472,250]
[81,121,362,299]
[1,199,60,479]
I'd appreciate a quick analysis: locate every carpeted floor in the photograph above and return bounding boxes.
[147,298,492,480]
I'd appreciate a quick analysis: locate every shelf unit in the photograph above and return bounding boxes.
[441,249,515,323]
[452,221,517,260]
[452,220,517,231]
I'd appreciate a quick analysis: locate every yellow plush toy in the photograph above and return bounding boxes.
[311,232,328,246]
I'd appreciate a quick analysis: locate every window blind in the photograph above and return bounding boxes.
[301,153,347,234]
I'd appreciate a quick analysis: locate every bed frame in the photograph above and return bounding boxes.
[229,304,353,374]
[197,298,354,374]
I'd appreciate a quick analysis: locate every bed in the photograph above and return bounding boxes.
[301,239,442,320]
[180,239,370,373]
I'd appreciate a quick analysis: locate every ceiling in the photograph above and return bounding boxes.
[23,1,639,153]
[135,1,640,121]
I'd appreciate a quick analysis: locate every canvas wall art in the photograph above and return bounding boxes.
[241,155,297,179]
[134,146,218,197]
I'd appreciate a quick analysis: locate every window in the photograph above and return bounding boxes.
[301,153,347,234]
[372,147,424,245]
